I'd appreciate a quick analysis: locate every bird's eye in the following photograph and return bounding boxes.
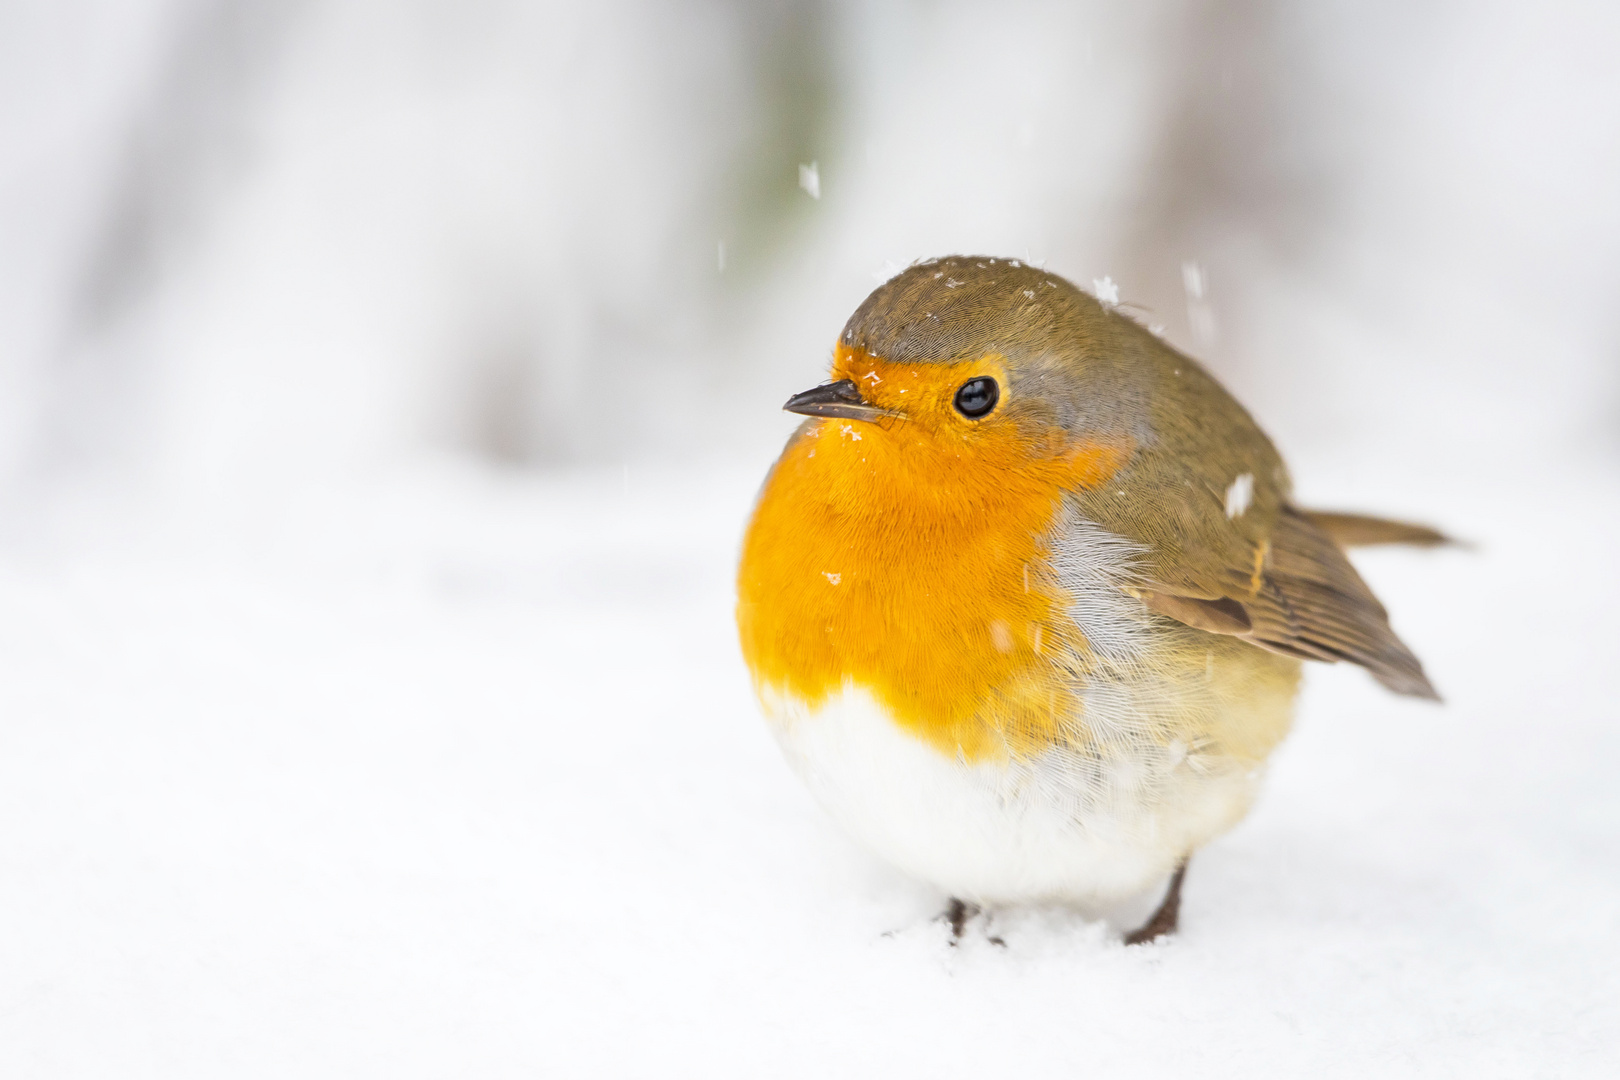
[953,376,1000,418]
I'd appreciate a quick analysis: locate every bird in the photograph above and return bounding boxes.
[735,255,1444,945]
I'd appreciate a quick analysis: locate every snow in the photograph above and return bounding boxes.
[1182,261,1207,301]
[0,452,1616,1077]
[1225,473,1254,518]
[798,161,821,200]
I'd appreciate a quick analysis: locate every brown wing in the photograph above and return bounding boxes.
[1142,506,1439,700]
[1303,510,1454,549]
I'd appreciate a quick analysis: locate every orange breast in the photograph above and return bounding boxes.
[737,358,1129,763]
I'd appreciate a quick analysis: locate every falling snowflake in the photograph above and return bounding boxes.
[1225,473,1254,519]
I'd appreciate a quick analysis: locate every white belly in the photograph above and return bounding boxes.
[763,684,1263,907]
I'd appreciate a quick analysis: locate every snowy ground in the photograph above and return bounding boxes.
[0,452,1616,1077]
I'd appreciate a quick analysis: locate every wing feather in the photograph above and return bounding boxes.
[1142,506,1439,699]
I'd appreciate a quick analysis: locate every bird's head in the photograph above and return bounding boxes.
[782,256,1150,507]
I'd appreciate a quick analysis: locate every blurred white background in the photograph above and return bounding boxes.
[4,0,1617,499]
[3,2,1619,1075]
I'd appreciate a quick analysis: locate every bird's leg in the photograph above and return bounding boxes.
[1124,859,1189,945]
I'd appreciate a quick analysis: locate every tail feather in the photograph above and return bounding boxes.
[1301,510,1456,550]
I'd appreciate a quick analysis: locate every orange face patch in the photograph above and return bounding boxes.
[736,345,1134,762]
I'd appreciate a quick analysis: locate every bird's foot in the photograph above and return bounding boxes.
[1124,860,1188,945]
[939,898,1006,947]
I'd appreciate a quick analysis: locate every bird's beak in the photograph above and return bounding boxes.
[782,379,903,422]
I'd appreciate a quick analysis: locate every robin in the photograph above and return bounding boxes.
[736,256,1446,944]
